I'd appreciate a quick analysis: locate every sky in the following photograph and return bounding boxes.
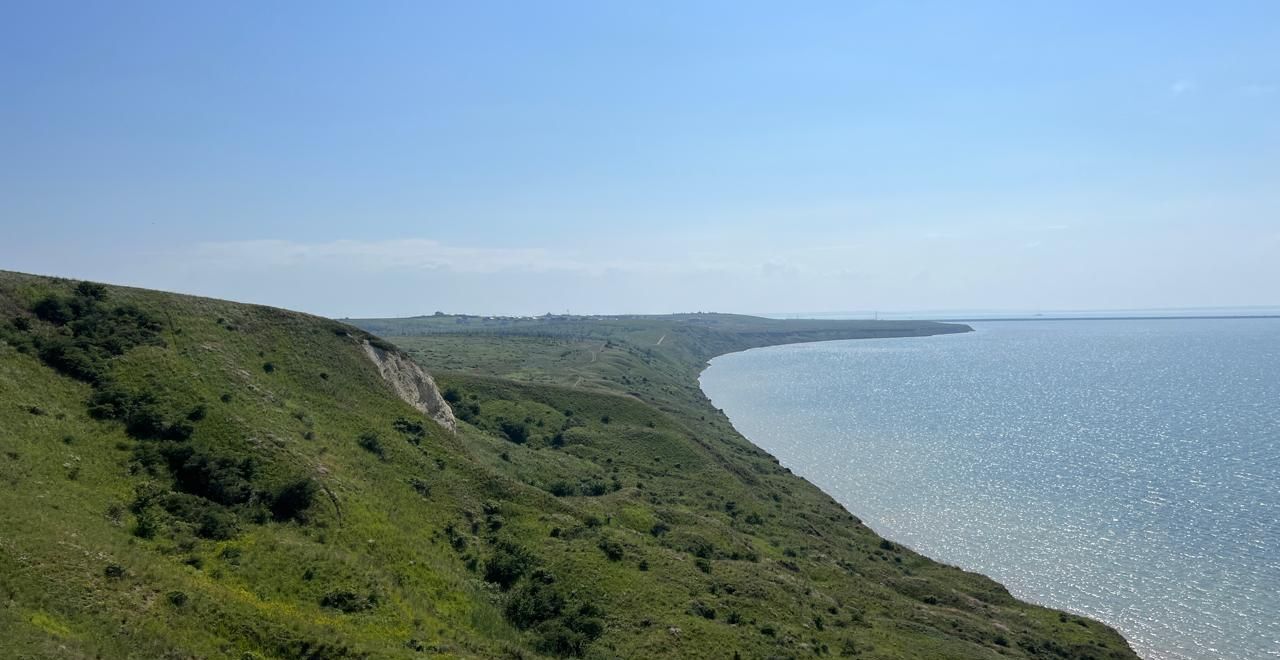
[2,1,1278,317]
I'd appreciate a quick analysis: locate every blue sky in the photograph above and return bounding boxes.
[2,1,1277,316]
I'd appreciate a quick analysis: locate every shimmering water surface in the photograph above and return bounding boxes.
[700,319,1280,660]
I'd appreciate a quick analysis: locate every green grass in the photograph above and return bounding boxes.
[0,270,1137,659]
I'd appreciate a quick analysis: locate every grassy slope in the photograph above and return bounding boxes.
[354,314,1138,659]
[0,270,1137,659]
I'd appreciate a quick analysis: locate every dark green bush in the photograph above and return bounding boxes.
[271,478,319,522]
[533,603,604,658]
[161,445,256,505]
[455,401,481,423]
[498,420,528,444]
[357,431,386,459]
[158,492,239,540]
[393,417,426,445]
[581,481,609,497]
[597,538,625,561]
[505,575,564,629]
[546,481,575,497]
[409,477,431,497]
[320,590,375,613]
[75,281,107,300]
[689,600,716,620]
[24,286,163,384]
[32,295,73,325]
[484,541,534,590]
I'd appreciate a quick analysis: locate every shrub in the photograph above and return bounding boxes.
[504,575,564,629]
[546,481,575,497]
[25,286,163,384]
[104,564,126,579]
[158,492,239,540]
[162,445,256,505]
[689,601,716,620]
[262,362,276,373]
[320,590,374,613]
[442,386,462,404]
[167,591,188,606]
[219,547,243,564]
[581,481,609,497]
[597,537,625,561]
[32,295,73,325]
[271,478,319,522]
[133,510,160,539]
[393,417,427,445]
[409,477,431,497]
[36,338,104,382]
[90,385,196,441]
[484,541,534,590]
[357,432,386,459]
[75,281,108,300]
[534,605,604,658]
[498,420,528,444]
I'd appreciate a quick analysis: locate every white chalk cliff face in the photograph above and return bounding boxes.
[360,340,457,432]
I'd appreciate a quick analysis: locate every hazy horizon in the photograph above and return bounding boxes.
[3,2,1278,317]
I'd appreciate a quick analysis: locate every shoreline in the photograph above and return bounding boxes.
[696,333,1151,660]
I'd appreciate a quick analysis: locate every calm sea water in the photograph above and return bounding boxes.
[700,319,1280,660]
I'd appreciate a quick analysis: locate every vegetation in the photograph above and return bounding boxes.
[0,271,1137,658]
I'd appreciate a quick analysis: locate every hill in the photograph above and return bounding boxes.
[0,271,1136,659]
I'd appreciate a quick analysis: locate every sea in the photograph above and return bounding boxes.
[700,318,1280,660]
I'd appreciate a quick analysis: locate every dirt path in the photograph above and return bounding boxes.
[656,334,666,346]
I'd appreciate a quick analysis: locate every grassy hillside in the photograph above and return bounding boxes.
[0,271,1137,659]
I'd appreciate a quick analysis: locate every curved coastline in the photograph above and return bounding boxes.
[696,332,1148,659]
[353,309,1142,659]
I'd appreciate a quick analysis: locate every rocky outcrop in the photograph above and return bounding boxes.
[360,340,456,432]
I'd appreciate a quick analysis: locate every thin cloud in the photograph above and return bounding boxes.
[192,239,559,273]
[1169,79,1197,95]
[190,238,740,277]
